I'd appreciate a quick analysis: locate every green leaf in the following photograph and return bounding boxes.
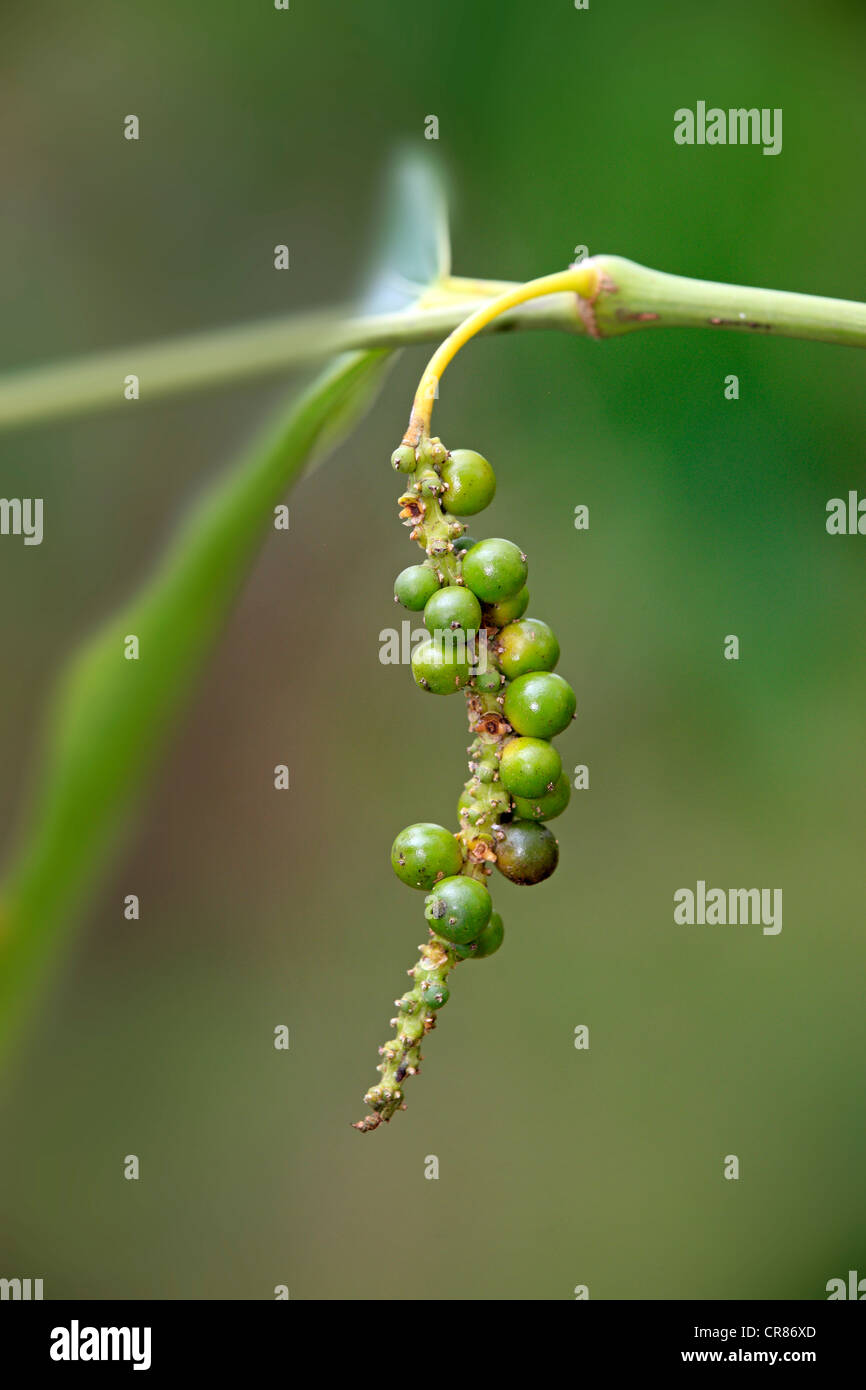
[0,153,452,1063]
[0,351,386,1055]
[361,149,451,313]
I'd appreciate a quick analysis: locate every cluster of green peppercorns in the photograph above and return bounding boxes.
[353,436,576,1131]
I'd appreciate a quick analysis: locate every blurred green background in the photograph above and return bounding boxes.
[1,0,864,1299]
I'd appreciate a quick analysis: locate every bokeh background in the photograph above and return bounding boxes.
[1,0,864,1299]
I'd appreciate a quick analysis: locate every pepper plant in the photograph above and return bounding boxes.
[0,156,863,1121]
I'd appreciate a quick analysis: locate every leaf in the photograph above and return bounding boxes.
[0,350,385,1053]
[0,152,452,1062]
[360,148,451,314]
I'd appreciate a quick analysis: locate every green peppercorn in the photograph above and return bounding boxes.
[423,585,482,635]
[486,585,529,626]
[462,538,528,604]
[411,636,471,694]
[418,472,444,498]
[440,449,497,516]
[499,736,562,799]
[498,618,560,680]
[420,979,450,1009]
[391,823,464,891]
[512,771,572,822]
[427,536,450,561]
[391,444,417,473]
[473,667,503,694]
[455,911,505,959]
[495,820,559,885]
[503,671,576,739]
[452,534,477,556]
[424,875,492,944]
[395,565,439,611]
[427,438,449,467]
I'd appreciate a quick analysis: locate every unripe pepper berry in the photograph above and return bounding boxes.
[462,538,528,604]
[423,585,482,635]
[455,911,505,960]
[424,874,492,944]
[504,671,576,739]
[498,618,560,680]
[391,444,417,473]
[457,788,487,827]
[440,449,497,516]
[420,979,450,1009]
[391,823,464,891]
[418,473,444,498]
[395,564,439,611]
[485,586,529,627]
[473,667,503,694]
[499,736,562,799]
[452,534,477,556]
[511,771,572,822]
[495,820,559,885]
[411,637,471,695]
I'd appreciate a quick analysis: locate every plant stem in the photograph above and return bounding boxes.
[352,933,458,1132]
[403,265,600,444]
[590,256,866,345]
[0,279,576,434]
[2,259,864,434]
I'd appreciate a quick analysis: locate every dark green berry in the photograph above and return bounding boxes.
[486,586,529,626]
[424,875,492,944]
[495,820,559,885]
[512,772,572,822]
[423,585,482,635]
[503,671,576,739]
[395,565,439,611]
[498,618,560,680]
[411,637,471,694]
[391,823,463,891]
[441,449,497,516]
[391,444,417,473]
[455,911,504,959]
[452,534,477,555]
[420,979,450,1009]
[462,539,528,604]
[499,736,562,799]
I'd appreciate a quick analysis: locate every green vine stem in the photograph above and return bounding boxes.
[2,258,865,433]
[351,935,456,1132]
